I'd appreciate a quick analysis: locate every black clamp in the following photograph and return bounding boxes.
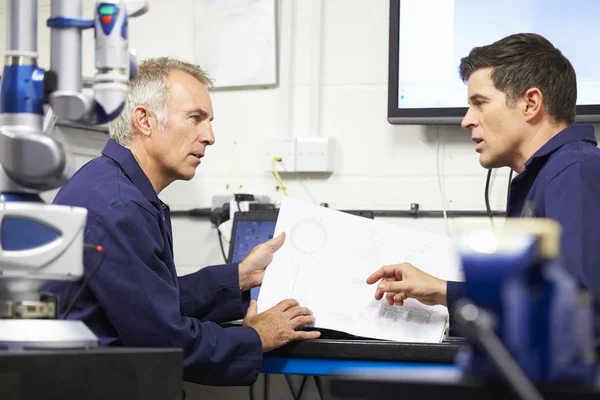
[410,203,419,216]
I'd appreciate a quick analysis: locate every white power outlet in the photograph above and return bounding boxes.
[296,137,336,172]
[264,138,296,172]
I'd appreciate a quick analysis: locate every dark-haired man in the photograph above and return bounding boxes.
[368,33,600,341]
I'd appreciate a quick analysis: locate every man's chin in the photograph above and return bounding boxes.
[178,170,196,181]
[478,155,492,169]
[479,157,507,170]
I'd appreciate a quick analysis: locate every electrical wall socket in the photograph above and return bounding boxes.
[264,138,296,172]
[264,137,336,173]
[296,137,336,172]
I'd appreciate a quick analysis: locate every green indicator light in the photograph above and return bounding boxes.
[99,5,115,15]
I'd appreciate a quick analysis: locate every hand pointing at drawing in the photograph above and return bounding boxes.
[366,263,448,307]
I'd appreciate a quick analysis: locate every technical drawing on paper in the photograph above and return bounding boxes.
[257,197,457,342]
[288,259,319,304]
[349,227,384,286]
[378,303,437,325]
[290,218,327,254]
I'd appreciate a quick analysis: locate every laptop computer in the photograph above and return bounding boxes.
[227,210,279,301]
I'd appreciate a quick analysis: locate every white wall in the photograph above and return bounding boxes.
[2,0,599,398]
[0,0,517,272]
[149,0,515,274]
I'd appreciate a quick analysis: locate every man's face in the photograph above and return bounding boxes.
[146,70,215,182]
[461,67,526,169]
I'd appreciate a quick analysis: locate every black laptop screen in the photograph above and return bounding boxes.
[229,218,277,301]
[230,220,277,264]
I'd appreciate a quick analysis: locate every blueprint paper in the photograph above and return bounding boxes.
[257,197,463,343]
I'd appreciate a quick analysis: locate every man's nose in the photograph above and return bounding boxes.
[202,124,215,146]
[461,108,479,130]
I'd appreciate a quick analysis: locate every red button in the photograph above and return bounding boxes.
[101,15,113,25]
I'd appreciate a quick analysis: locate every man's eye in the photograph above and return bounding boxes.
[191,115,202,122]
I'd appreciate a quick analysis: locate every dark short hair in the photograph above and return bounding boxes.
[459,33,577,125]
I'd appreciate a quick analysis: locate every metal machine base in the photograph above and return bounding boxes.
[0,320,98,349]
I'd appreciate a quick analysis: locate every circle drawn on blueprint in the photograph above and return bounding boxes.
[290,219,327,254]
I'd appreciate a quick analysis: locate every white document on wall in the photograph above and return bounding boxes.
[257,197,463,343]
[193,0,277,88]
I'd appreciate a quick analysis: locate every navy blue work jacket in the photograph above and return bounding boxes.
[46,139,262,386]
[447,124,600,340]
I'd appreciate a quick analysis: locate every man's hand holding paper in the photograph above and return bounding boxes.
[238,232,286,291]
[243,299,320,352]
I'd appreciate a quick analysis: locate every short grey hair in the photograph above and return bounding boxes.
[109,57,213,146]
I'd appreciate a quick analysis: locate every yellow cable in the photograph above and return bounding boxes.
[271,157,288,196]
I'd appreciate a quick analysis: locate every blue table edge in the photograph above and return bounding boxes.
[261,356,460,376]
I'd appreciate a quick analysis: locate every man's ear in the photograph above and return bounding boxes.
[521,87,544,123]
[132,106,153,137]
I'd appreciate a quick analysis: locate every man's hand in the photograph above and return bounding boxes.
[238,233,285,291]
[366,263,447,307]
[243,299,321,352]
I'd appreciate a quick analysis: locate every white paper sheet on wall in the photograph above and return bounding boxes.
[194,0,277,88]
[257,197,463,343]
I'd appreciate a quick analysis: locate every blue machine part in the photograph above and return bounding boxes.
[121,12,128,39]
[94,101,125,125]
[0,193,43,203]
[459,231,595,383]
[0,193,59,251]
[1,217,60,251]
[0,65,45,114]
[46,16,95,29]
[97,3,120,36]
